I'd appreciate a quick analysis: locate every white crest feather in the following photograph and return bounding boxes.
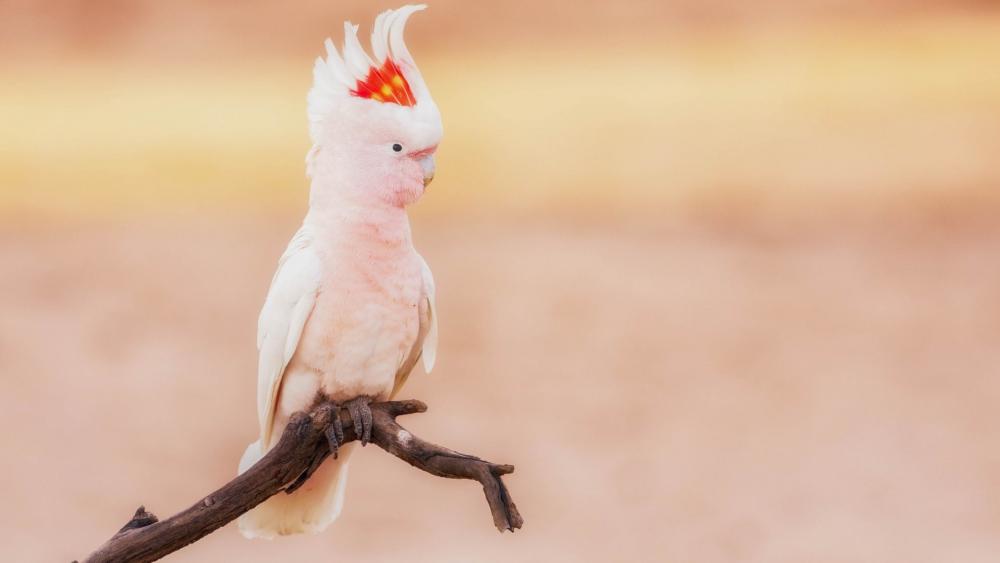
[323,38,353,85]
[342,22,376,82]
[371,10,392,64]
[388,5,424,66]
[306,4,430,143]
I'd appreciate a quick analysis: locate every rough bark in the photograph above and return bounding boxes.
[82,400,521,563]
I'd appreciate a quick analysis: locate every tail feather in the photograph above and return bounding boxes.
[237,440,355,539]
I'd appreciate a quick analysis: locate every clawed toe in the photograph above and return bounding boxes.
[321,403,345,458]
[345,396,374,446]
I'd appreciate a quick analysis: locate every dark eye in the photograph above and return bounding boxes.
[392,143,403,153]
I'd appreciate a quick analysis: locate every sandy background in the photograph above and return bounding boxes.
[2,1,1000,561]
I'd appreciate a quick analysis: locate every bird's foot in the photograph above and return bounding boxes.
[344,396,374,446]
[286,404,341,493]
[287,398,371,493]
[323,403,345,459]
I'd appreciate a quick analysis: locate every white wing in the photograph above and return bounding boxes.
[256,226,322,448]
[418,253,437,372]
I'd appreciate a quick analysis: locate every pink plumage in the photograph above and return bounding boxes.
[237,4,441,538]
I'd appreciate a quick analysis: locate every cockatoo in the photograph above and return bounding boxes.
[237,4,441,539]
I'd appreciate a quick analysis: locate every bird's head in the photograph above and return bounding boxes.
[306,4,442,209]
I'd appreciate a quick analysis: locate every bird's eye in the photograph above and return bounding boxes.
[392,143,403,153]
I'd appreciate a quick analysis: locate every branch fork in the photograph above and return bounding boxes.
[82,400,522,563]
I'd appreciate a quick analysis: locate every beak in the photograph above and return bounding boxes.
[418,154,435,187]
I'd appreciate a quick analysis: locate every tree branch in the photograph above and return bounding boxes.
[82,400,522,563]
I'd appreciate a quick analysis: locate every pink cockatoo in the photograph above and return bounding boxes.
[237,4,441,538]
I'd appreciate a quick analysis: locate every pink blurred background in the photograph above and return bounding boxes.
[2,1,1000,561]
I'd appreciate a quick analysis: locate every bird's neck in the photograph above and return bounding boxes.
[305,177,415,258]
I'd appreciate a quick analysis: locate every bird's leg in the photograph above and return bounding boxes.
[345,396,374,446]
[323,403,345,459]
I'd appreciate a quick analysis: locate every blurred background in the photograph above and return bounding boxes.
[2,1,1000,561]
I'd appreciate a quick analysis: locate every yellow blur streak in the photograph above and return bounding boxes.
[1,16,999,217]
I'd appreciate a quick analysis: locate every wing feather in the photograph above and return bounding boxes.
[256,226,321,448]
[418,254,438,373]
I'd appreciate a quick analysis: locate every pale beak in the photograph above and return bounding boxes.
[419,155,435,187]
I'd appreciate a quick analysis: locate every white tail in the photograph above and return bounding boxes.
[237,440,356,538]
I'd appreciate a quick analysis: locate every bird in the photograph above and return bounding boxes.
[236,4,441,539]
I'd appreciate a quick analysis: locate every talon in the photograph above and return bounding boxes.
[345,396,374,446]
[361,403,372,444]
[325,415,343,459]
[348,402,362,441]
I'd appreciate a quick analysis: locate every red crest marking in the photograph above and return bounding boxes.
[351,59,416,107]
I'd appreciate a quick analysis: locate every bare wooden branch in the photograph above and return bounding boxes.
[82,400,522,563]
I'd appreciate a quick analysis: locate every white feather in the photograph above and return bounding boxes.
[418,253,438,372]
[323,38,353,86]
[342,22,375,82]
[256,226,321,448]
[371,9,392,64]
[388,4,426,67]
[307,58,337,141]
